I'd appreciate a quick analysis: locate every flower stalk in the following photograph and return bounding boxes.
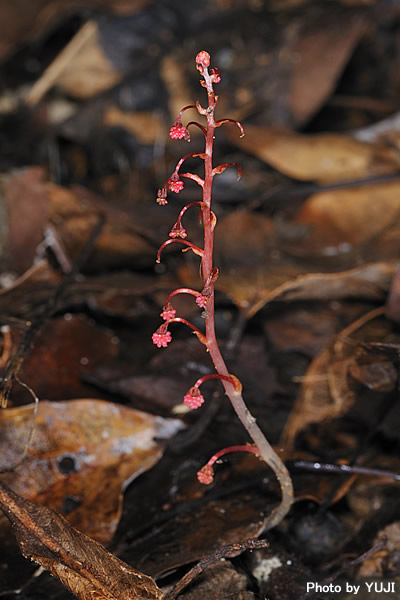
[153,51,293,530]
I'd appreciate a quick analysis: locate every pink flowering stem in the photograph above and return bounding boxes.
[197,54,293,530]
[175,202,203,226]
[164,317,207,345]
[180,173,205,188]
[193,373,242,393]
[167,288,201,303]
[186,121,207,136]
[175,153,207,173]
[177,104,198,118]
[215,118,245,138]
[206,444,259,468]
[212,162,242,179]
[156,239,204,263]
[197,445,259,485]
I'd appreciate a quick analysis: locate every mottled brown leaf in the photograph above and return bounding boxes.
[0,399,182,544]
[0,481,162,600]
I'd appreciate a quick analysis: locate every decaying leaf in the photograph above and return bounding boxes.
[295,180,400,253]
[235,126,400,183]
[0,399,182,544]
[281,307,396,448]
[0,481,163,600]
[288,8,366,125]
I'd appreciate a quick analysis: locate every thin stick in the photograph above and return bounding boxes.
[163,538,269,600]
[26,21,98,106]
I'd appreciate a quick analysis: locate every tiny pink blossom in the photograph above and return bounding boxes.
[197,464,214,485]
[168,178,184,193]
[196,294,208,308]
[169,122,190,141]
[161,305,176,320]
[184,387,205,409]
[196,51,210,67]
[210,68,221,83]
[169,223,187,239]
[152,330,172,348]
[157,187,168,205]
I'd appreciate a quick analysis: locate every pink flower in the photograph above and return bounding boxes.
[168,178,184,193]
[157,187,168,205]
[196,294,208,308]
[196,51,210,67]
[184,387,205,409]
[169,121,190,141]
[152,329,172,348]
[169,222,187,239]
[210,68,221,83]
[197,464,214,485]
[161,304,176,320]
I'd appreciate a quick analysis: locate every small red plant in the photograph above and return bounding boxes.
[153,51,293,529]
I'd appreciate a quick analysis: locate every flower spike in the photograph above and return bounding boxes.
[153,49,294,529]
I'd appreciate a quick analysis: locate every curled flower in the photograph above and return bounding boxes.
[196,294,208,308]
[152,327,172,348]
[156,186,168,205]
[168,172,184,193]
[169,120,190,141]
[196,51,211,67]
[161,304,176,321]
[210,68,221,83]
[184,386,205,409]
[169,222,187,239]
[197,464,214,485]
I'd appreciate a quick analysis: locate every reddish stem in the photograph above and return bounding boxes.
[156,239,204,263]
[197,57,294,530]
[167,288,201,303]
[205,444,260,467]
[193,373,242,393]
[165,317,207,345]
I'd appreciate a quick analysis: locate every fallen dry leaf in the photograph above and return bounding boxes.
[295,180,400,252]
[281,307,394,448]
[0,399,182,544]
[0,1,151,62]
[0,481,163,600]
[288,8,366,125]
[235,126,400,183]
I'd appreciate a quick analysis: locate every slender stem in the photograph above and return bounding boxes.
[199,64,293,530]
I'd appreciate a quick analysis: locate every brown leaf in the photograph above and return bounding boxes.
[178,210,399,317]
[45,22,122,101]
[0,1,151,62]
[0,481,162,600]
[0,399,182,544]
[235,127,400,183]
[3,168,49,272]
[288,9,366,125]
[295,180,400,252]
[281,307,390,448]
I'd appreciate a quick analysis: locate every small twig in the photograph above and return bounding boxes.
[163,537,269,600]
[26,21,98,106]
[291,460,400,481]
[299,538,387,600]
